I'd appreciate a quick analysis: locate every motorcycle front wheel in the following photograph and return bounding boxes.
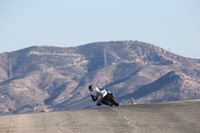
[109,95,119,106]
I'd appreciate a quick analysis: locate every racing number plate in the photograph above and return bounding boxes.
[101,89,107,97]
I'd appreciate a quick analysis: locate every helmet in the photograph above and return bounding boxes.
[89,85,94,91]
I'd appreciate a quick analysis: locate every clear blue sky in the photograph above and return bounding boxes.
[0,0,200,59]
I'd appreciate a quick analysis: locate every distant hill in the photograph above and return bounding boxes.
[0,41,200,115]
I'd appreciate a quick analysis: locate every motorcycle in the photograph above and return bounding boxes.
[98,89,119,107]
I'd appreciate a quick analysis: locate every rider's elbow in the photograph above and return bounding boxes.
[91,96,97,101]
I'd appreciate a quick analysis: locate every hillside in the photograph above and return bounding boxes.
[0,41,200,115]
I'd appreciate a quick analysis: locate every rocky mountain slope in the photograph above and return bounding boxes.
[0,41,200,115]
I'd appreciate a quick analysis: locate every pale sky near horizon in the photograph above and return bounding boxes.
[0,0,200,59]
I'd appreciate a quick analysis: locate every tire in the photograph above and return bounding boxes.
[109,95,119,106]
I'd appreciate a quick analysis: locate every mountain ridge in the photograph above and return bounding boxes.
[0,40,200,115]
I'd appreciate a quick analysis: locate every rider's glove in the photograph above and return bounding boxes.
[107,90,111,93]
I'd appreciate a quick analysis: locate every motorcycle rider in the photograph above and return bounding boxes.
[88,85,113,106]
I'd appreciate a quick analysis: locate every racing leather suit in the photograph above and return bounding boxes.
[90,86,110,106]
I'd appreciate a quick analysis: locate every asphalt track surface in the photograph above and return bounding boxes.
[0,100,200,133]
